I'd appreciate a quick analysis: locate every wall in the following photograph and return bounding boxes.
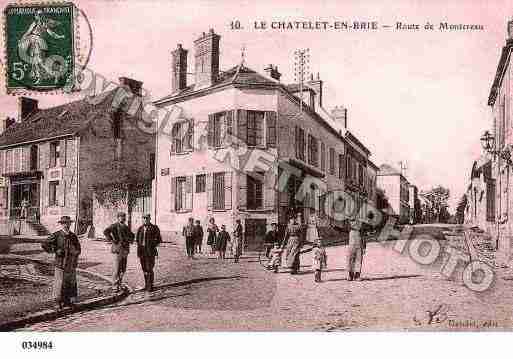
[79,109,154,235]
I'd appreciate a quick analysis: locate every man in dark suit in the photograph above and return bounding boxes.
[104,212,134,292]
[264,223,279,258]
[136,214,162,292]
[41,216,81,309]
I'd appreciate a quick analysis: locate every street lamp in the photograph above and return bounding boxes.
[480,130,512,165]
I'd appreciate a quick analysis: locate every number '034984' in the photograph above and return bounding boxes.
[21,341,54,350]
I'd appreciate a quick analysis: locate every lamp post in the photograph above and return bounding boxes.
[480,130,511,261]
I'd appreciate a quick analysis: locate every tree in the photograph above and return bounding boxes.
[422,186,451,223]
[455,194,468,224]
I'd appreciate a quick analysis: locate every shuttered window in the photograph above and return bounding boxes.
[171,120,194,154]
[338,154,344,179]
[486,180,496,222]
[295,126,306,161]
[329,148,335,175]
[266,111,277,147]
[308,135,318,167]
[213,172,225,210]
[247,172,264,210]
[247,111,264,147]
[49,181,58,207]
[196,174,206,193]
[50,141,60,168]
[176,177,187,211]
[320,142,326,172]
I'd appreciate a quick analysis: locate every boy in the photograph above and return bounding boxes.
[312,238,327,283]
[267,242,282,273]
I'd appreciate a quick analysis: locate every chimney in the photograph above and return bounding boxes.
[119,77,143,96]
[508,19,513,40]
[331,106,347,129]
[307,73,323,111]
[264,64,281,81]
[171,43,188,93]
[193,29,220,88]
[18,97,38,122]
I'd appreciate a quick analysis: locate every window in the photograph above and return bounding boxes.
[49,181,58,207]
[247,111,264,147]
[320,142,326,172]
[247,172,264,209]
[308,134,318,167]
[175,177,187,211]
[50,142,60,168]
[30,145,38,171]
[486,180,496,222]
[171,120,193,154]
[196,174,206,193]
[149,153,155,179]
[295,126,306,161]
[358,164,364,186]
[329,148,335,175]
[213,172,225,210]
[338,154,344,179]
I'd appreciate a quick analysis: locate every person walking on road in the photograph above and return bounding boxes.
[281,214,304,275]
[264,223,279,258]
[104,212,134,292]
[312,238,327,283]
[183,217,195,258]
[207,217,218,256]
[194,219,204,254]
[41,216,81,310]
[347,218,366,281]
[217,224,230,260]
[136,214,162,292]
[232,219,243,263]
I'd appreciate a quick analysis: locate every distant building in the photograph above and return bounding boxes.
[0,78,154,236]
[377,164,410,224]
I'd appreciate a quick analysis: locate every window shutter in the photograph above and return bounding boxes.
[237,110,247,143]
[264,172,276,210]
[239,172,247,211]
[207,173,213,211]
[59,180,66,207]
[170,177,176,212]
[187,120,194,151]
[265,111,277,147]
[224,172,232,210]
[60,140,67,167]
[207,115,214,148]
[170,123,178,154]
[186,176,193,210]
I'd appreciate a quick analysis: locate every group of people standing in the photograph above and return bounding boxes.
[41,212,162,310]
[184,217,244,262]
[265,212,367,283]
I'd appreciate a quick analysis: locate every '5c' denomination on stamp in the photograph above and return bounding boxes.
[4,2,75,93]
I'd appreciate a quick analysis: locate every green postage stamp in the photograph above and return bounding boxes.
[4,2,75,92]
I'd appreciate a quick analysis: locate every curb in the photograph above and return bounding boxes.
[0,254,132,332]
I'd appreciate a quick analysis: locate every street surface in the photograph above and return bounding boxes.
[5,225,513,331]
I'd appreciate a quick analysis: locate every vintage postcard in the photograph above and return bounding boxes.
[0,0,513,352]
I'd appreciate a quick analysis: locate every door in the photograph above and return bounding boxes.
[244,218,267,251]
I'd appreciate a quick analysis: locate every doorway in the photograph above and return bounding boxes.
[244,218,267,251]
[10,181,40,222]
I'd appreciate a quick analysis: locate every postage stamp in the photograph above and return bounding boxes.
[3,2,75,93]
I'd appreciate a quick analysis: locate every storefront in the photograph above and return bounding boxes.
[7,172,42,222]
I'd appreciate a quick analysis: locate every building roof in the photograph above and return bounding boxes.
[368,160,379,171]
[488,39,513,106]
[345,130,371,156]
[378,163,401,176]
[285,83,315,94]
[0,89,145,149]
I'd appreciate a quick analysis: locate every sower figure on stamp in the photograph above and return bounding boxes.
[104,212,134,292]
[136,214,162,292]
[232,219,243,263]
[346,218,366,281]
[41,216,81,310]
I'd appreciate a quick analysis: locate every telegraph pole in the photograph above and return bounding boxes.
[294,48,310,114]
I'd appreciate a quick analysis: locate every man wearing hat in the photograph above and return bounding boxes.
[41,216,81,309]
[104,212,135,292]
[264,223,279,258]
[135,214,162,292]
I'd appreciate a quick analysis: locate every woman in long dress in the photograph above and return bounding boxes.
[206,218,218,256]
[346,218,366,281]
[281,215,304,275]
[306,213,320,244]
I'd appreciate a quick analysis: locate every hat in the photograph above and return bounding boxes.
[117,212,127,218]
[142,213,151,219]
[58,216,73,224]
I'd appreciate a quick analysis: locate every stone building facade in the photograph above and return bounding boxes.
[0,78,154,236]
[464,158,495,232]
[153,29,377,249]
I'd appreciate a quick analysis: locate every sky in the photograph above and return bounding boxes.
[1,0,512,211]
